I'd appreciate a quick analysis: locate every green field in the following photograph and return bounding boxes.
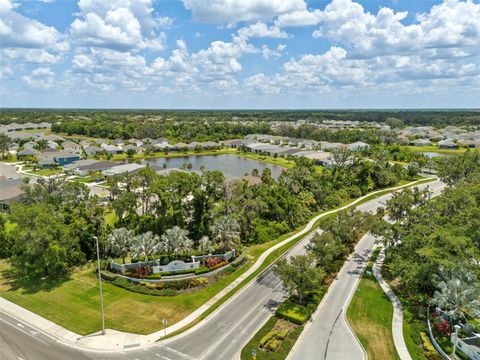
[29,168,63,176]
[403,145,466,155]
[347,249,400,360]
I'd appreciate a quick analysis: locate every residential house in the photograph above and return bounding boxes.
[17,148,39,158]
[36,151,81,168]
[347,141,370,151]
[409,139,432,146]
[0,177,24,208]
[102,163,145,176]
[84,145,101,157]
[438,139,457,149]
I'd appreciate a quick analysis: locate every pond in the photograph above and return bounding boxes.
[422,152,446,158]
[141,154,285,179]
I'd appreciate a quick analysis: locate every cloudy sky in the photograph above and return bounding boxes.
[1,0,479,109]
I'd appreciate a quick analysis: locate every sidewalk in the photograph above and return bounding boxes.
[373,247,412,360]
[0,178,434,352]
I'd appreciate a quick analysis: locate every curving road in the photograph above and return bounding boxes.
[0,180,443,360]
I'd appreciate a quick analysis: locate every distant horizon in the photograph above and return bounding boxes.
[1,107,479,112]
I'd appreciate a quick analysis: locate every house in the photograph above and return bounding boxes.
[203,141,221,149]
[102,163,145,176]
[438,139,457,149]
[410,139,432,146]
[123,144,143,154]
[23,141,37,149]
[46,140,58,149]
[70,160,119,176]
[63,159,100,173]
[300,151,332,165]
[173,142,190,151]
[101,144,123,154]
[17,148,39,158]
[62,141,82,153]
[319,142,345,151]
[222,139,244,148]
[84,146,101,156]
[0,177,24,208]
[347,141,370,151]
[36,151,81,168]
[458,139,480,148]
[246,143,276,154]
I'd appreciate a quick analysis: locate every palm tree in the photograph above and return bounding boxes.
[210,215,240,251]
[106,227,134,264]
[198,236,214,265]
[160,226,193,259]
[432,266,480,322]
[131,231,160,262]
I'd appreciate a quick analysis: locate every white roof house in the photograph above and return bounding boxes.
[102,163,145,176]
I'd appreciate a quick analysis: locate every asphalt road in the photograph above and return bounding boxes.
[0,180,444,360]
[288,180,445,360]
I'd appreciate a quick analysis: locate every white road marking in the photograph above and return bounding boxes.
[163,346,196,360]
[0,317,49,346]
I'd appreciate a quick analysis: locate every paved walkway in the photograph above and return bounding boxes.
[373,247,412,360]
[0,178,435,352]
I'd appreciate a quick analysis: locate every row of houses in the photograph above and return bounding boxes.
[408,138,480,149]
[0,122,51,133]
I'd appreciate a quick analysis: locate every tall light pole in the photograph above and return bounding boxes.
[93,236,106,335]
[451,324,461,359]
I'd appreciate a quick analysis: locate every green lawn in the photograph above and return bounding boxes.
[30,168,63,176]
[232,152,295,169]
[403,145,466,155]
[347,249,400,360]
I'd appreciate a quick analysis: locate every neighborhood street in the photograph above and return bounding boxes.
[0,180,444,360]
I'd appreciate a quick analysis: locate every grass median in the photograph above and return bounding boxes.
[347,248,400,360]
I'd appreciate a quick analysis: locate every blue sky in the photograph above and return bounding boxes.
[0,0,479,109]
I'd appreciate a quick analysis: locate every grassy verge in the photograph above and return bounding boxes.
[402,145,466,155]
[29,168,63,176]
[241,316,304,360]
[232,152,295,169]
[347,247,401,360]
[109,148,238,161]
[0,178,431,336]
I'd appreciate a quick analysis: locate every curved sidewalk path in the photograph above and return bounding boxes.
[373,247,412,360]
[0,178,435,352]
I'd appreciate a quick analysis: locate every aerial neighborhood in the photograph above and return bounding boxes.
[1,0,479,359]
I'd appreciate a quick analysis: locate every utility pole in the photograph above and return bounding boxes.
[94,236,106,335]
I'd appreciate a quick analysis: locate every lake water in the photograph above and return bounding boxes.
[422,152,446,158]
[141,154,285,179]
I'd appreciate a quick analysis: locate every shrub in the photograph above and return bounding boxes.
[135,265,152,278]
[100,271,117,282]
[205,257,222,269]
[420,332,443,360]
[276,300,311,325]
[188,277,207,288]
[259,329,289,352]
[230,254,246,268]
[434,318,451,337]
[210,260,229,271]
[195,266,210,275]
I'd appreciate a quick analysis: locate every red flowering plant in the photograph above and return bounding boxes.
[205,257,222,269]
[134,265,152,278]
[434,318,451,337]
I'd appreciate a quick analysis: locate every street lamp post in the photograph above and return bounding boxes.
[94,236,106,335]
[451,324,461,359]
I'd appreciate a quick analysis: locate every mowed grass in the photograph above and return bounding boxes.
[402,145,466,155]
[0,260,253,335]
[347,253,400,360]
